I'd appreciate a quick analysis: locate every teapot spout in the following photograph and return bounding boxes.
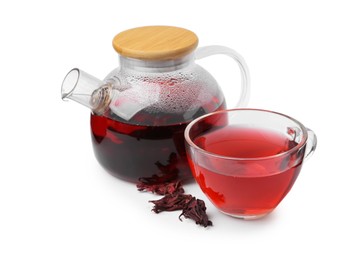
[61,68,111,115]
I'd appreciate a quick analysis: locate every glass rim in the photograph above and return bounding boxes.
[184,108,309,161]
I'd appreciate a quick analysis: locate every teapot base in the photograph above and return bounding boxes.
[90,113,194,183]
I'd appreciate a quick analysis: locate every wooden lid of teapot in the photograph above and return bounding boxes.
[112,26,199,60]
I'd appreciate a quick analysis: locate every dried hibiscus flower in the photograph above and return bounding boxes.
[179,197,213,227]
[137,153,180,186]
[137,172,213,227]
[137,180,184,195]
[154,153,179,180]
[150,193,193,213]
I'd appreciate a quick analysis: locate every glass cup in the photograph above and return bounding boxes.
[184,109,317,220]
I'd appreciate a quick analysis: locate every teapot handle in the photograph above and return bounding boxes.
[195,45,250,107]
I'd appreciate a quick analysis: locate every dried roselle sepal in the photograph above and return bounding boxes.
[138,172,177,185]
[150,193,193,213]
[138,153,180,185]
[138,174,164,185]
[165,181,184,195]
[179,197,213,227]
[137,180,184,195]
[155,152,179,174]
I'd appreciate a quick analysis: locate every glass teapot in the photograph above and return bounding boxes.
[61,25,250,183]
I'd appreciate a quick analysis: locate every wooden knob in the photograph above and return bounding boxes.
[112,26,199,60]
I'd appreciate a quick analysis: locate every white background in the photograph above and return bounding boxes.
[1,0,359,259]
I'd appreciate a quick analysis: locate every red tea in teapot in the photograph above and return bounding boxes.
[91,101,225,183]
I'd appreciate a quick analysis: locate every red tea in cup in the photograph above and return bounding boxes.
[185,109,316,219]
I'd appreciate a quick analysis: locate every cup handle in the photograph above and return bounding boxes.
[195,45,250,107]
[304,128,317,160]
